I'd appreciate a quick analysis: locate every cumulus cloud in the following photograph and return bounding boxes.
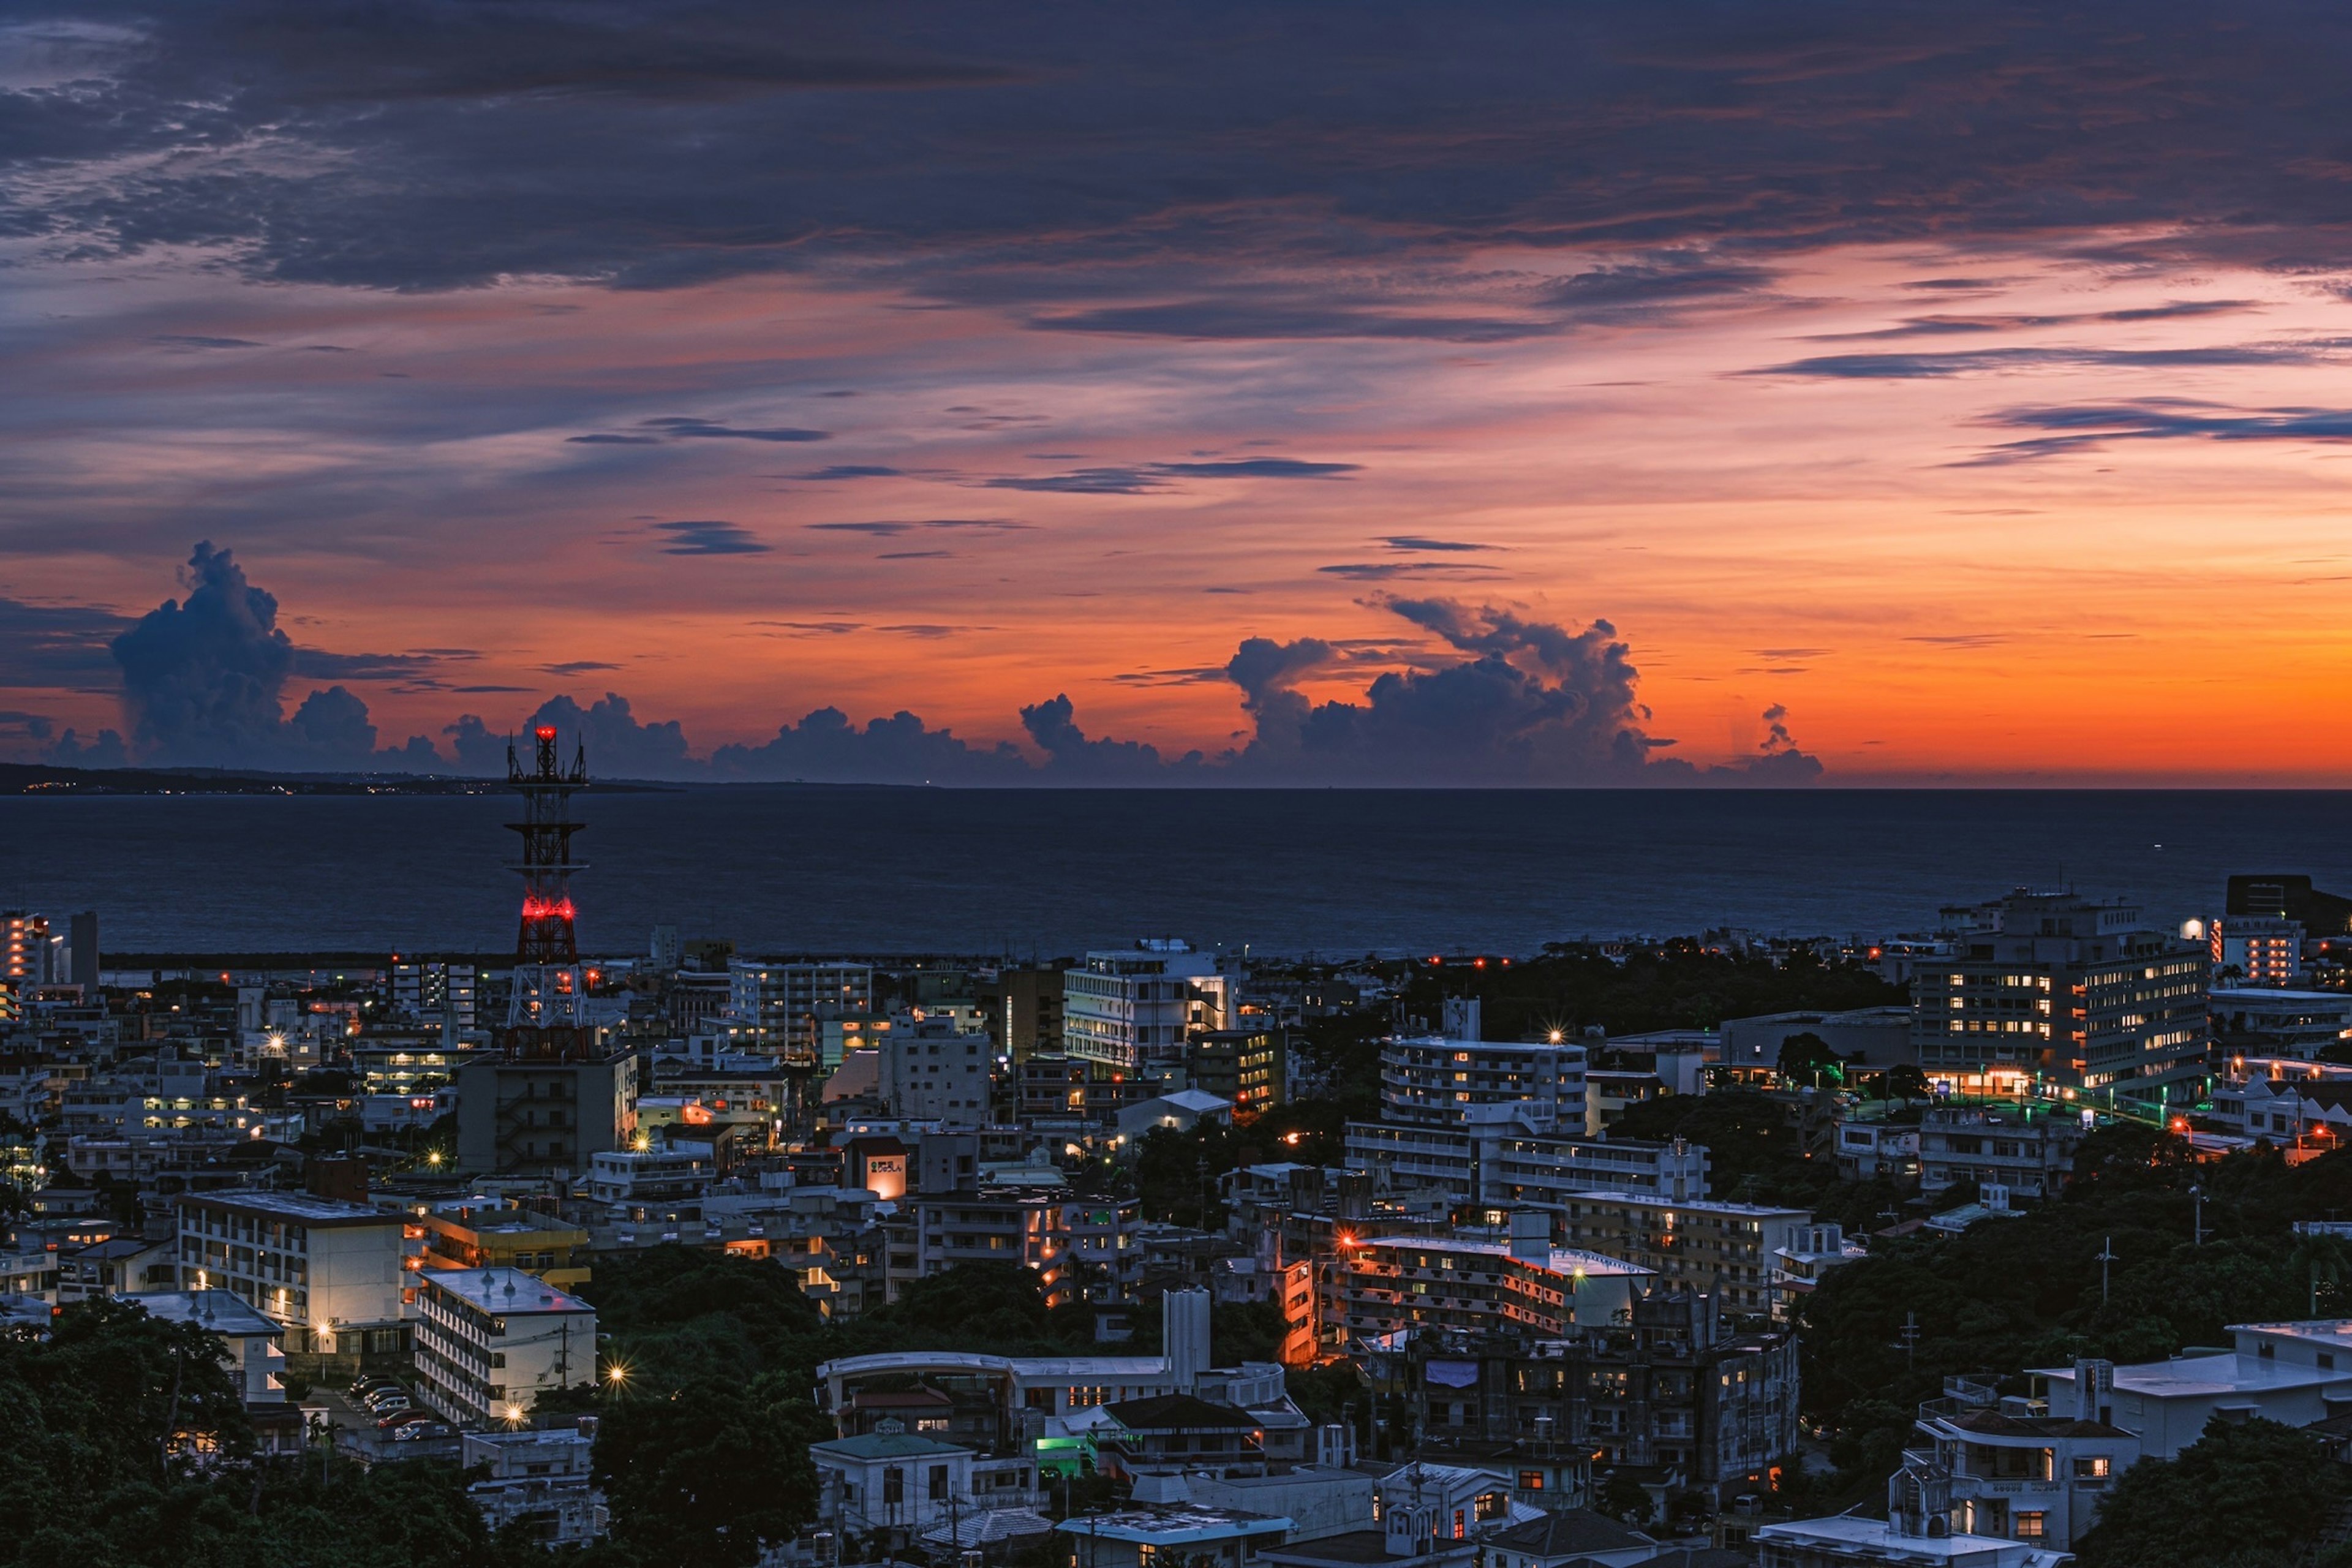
[99,543,453,769]
[525,692,692,777]
[709,707,1030,783]
[37,546,1820,786]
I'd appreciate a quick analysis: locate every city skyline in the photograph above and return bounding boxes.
[9,6,2352,782]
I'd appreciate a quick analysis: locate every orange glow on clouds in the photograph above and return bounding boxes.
[12,237,2352,781]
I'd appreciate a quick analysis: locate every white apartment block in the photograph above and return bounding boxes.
[414,1267,598,1427]
[176,1190,409,1354]
[1379,1030,1586,1131]
[879,1024,993,1123]
[1064,940,1229,1075]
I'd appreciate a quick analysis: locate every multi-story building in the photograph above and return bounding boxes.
[416,1200,592,1289]
[175,1190,410,1355]
[1063,940,1230,1076]
[1343,1232,1651,1340]
[1912,1366,2139,1550]
[413,1266,598,1427]
[586,1147,715,1210]
[2211,916,2304,986]
[909,1188,1139,1304]
[812,1433,1041,1538]
[2227,874,2352,939]
[1186,1028,1284,1115]
[1768,1223,1867,1320]
[1344,1118,1706,1210]
[464,1427,608,1547]
[453,1050,638,1177]
[988,963,1068,1063]
[1389,1288,1801,1499]
[1376,1016,1586,1131]
[1917,1105,2087,1200]
[391,961,479,1030]
[1555,1194,1812,1319]
[1,911,59,991]
[350,1038,480,1095]
[728,960,874,1054]
[878,1022,993,1123]
[1910,890,2208,1098]
[1831,1115,1921,1182]
[2210,988,2352,1060]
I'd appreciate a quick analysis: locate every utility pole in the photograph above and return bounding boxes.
[1893,1311,1918,1371]
[2097,1237,2117,1303]
[2191,1184,2206,1247]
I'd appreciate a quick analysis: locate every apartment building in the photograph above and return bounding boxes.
[413,1266,598,1427]
[1064,940,1230,1076]
[1344,1118,1706,1208]
[728,960,875,1054]
[175,1189,409,1355]
[1343,1234,1651,1340]
[1392,1289,1801,1499]
[1379,1019,1586,1132]
[878,1022,993,1123]
[1554,1193,1812,1318]
[1186,1028,1284,1115]
[1910,890,2209,1096]
[910,1188,1139,1304]
[1917,1105,2087,1200]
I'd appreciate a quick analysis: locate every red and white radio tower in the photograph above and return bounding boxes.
[503,725,592,1055]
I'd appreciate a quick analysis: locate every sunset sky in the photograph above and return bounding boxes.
[6,4,2352,783]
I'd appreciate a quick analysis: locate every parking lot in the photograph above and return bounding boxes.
[316,1378,463,1465]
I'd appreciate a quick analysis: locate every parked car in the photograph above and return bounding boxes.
[364,1395,412,1416]
[378,1409,431,1431]
[391,1422,452,1442]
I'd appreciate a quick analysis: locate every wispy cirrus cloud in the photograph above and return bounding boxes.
[652,520,771,554]
[1964,399,2352,464]
[981,458,1359,493]
[571,417,829,445]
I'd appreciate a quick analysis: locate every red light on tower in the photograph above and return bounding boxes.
[534,725,557,741]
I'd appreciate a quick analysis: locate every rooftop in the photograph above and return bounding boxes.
[421,1267,593,1315]
[2038,1351,2352,1398]
[1099,1393,1267,1433]
[1359,1237,1652,1280]
[1057,1508,1290,1545]
[1559,1192,1813,1218]
[182,1190,399,1226]
[813,1433,971,1461]
[1758,1515,2070,1566]
[1259,1529,1427,1565]
[1483,1509,1651,1558]
[122,1289,280,1336]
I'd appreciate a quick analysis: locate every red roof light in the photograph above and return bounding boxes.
[535,726,558,741]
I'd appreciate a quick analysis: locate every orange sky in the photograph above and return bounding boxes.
[7,235,2352,780]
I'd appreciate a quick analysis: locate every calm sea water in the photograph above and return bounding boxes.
[2,788,2346,959]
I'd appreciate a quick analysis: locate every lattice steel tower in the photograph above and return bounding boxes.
[504,724,591,1052]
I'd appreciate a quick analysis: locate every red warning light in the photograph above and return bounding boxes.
[535,725,558,741]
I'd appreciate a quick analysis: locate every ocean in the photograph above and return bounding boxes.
[3,788,2346,959]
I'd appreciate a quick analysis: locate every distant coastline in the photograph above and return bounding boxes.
[0,763,674,796]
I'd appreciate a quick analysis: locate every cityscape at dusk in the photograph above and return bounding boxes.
[15,9,2352,1568]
